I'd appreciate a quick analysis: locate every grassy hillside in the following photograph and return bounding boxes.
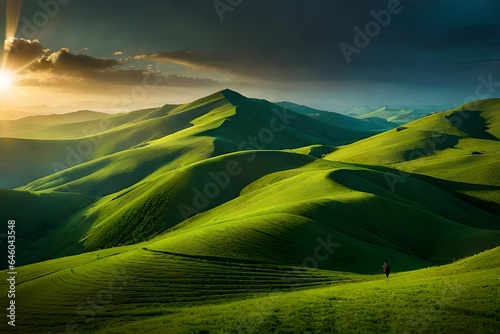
[1,90,376,189]
[113,245,498,334]
[10,149,499,271]
[0,90,395,267]
[2,241,498,333]
[17,90,374,195]
[148,160,498,267]
[0,189,95,266]
[325,99,500,205]
[0,137,95,189]
[1,92,499,333]
[2,94,498,270]
[99,246,500,334]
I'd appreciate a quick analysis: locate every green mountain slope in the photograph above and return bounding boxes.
[1,90,376,189]
[325,99,500,205]
[9,149,499,271]
[16,89,373,194]
[0,189,95,265]
[134,158,499,270]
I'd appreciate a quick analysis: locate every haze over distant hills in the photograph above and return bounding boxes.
[335,104,455,125]
[0,110,35,121]
[0,100,163,118]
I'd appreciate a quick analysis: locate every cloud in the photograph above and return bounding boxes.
[45,48,121,72]
[76,48,89,55]
[3,37,49,69]
[4,37,119,73]
[113,51,123,55]
[134,51,323,82]
[4,38,219,89]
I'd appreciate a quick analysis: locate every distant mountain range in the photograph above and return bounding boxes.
[335,104,455,125]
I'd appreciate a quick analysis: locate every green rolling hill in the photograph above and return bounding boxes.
[0,90,499,333]
[0,90,375,190]
[324,99,500,206]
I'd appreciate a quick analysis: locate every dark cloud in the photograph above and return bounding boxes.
[5,38,220,88]
[5,37,119,73]
[45,48,120,72]
[4,37,48,68]
[2,0,500,104]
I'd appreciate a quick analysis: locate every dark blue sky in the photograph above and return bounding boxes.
[1,0,500,110]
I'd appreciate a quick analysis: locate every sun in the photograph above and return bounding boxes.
[0,70,15,92]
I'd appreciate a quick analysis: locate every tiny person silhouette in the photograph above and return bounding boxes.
[383,261,391,281]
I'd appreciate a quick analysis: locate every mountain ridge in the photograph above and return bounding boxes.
[0,91,497,274]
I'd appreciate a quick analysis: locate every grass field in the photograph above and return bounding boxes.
[0,91,499,333]
[1,243,498,333]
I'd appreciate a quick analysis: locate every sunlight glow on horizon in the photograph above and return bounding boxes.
[0,69,14,92]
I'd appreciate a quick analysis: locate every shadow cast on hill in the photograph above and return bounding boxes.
[445,110,499,141]
[327,166,500,228]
